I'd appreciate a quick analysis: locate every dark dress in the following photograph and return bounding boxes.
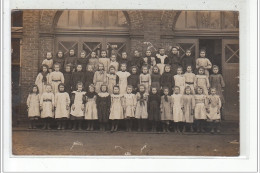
[63,72,72,94]
[181,55,196,72]
[161,71,174,95]
[151,72,161,91]
[77,58,89,72]
[84,71,94,92]
[64,55,77,70]
[148,93,161,121]
[96,93,111,123]
[53,57,65,72]
[118,58,131,71]
[209,74,225,103]
[71,71,85,91]
[140,56,152,69]
[167,53,182,75]
[127,74,140,94]
[130,56,141,71]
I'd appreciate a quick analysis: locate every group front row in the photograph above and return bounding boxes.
[27,80,222,134]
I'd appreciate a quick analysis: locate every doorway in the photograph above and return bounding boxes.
[199,39,222,73]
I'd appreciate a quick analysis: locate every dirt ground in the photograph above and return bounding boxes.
[12,122,239,156]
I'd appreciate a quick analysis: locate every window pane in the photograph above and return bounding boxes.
[225,44,239,63]
[58,41,78,57]
[83,42,102,58]
[82,11,93,27]
[186,11,197,29]
[175,11,185,29]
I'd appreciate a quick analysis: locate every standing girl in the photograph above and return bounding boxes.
[139,65,151,94]
[70,82,86,130]
[181,49,196,73]
[122,85,137,132]
[63,64,72,94]
[110,54,119,72]
[116,63,130,95]
[195,67,210,95]
[174,67,185,94]
[42,52,54,73]
[64,49,77,72]
[35,64,50,97]
[155,48,168,75]
[77,50,89,72]
[49,63,64,94]
[106,66,117,94]
[167,46,181,76]
[206,88,222,134]
[40,84,55,130]
[148,87,161,132]
[93,63,107,93]
[160,87,172,132]
[171,86,185,133]
[53,50,65,72]
[182,86,195,132]
[26,85,40,129]
[109,85,124,132]
[209,65,225,119]
[184,65,196,94]
[118,52,130,71]
[55,83,70,130]
[71,64,85,91]
[84,84,98,131]
[84,65,95,92]
[99,50,110,72]
[151,65,161,92]
[161,64,174,95]
[96,85,111,131]
[127,66,139,94]
[135,84,149,132]
[88,51,99,72]
[194,87,207,133]
[196,49,212,78]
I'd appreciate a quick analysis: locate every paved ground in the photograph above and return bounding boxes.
[12,121,239,156]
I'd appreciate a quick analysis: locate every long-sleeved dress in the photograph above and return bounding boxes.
[174,74,185,94]
[93,71,107,93]
[48,71,64,94]
[27,94,40,118]
[42,59,53,70]
[160,95,172,121]
[55,92,70,119]
[99,57,110,72]
[129,56,141,71]
[195,75,210,95]
[70,91,86,119]
[151,72,161,91]
[84,92,98,120]
[84,71,94,92]
[122,93,137,118]
[196,58,212,77]
[109,94,124,120]
[116,71,130,95]
[155,54,168,75]
[181,55,196,73]
[206,95,221,121]
[135,92,148,119]
[148,93,161,121]
[77,58,89,72]
[161,72,174,94]
[209,74,225,103]
[35,72,49,96]
[172,94,185,122]
[107,74,117,94]
[167,53,181,75]
[40,92,55,118]
[182,94,195,123]
[96,92,111,123]
[127,74,139,94]
[71,71,85,91]
[63,72,72,94]
[194,94,207,120]
[139,73,151,94]
[88,57,99,72]
[184,72,196,94]
[64,56,77,70]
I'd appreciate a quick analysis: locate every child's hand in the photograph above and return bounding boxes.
[72,104,75,111]
[81,104,84,111]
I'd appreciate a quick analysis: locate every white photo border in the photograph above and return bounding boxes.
[1,0,259,172]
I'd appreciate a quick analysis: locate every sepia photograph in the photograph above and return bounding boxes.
[11,9,240,156]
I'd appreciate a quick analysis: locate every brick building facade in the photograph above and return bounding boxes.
[11,10,239,121]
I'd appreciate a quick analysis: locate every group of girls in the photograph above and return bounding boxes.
[27,46,225,134]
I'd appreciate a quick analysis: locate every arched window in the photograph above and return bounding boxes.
[56,10,129,29]
[175,11,239,30]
